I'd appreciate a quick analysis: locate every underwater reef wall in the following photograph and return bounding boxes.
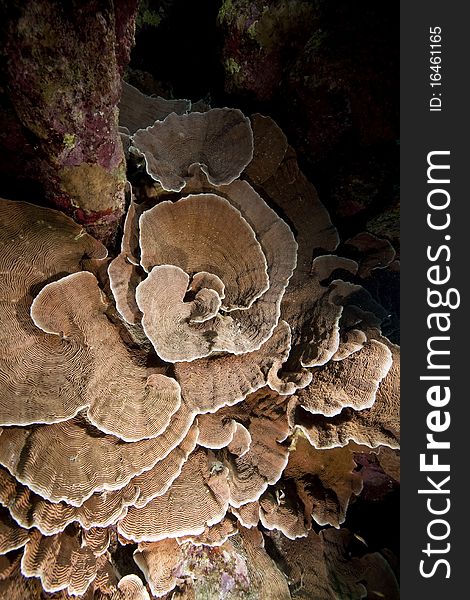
[0,0,138,244]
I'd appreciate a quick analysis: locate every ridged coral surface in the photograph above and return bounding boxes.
[0,95,399,599]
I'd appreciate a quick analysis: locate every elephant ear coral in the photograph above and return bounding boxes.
[132,108,254,191]
[0,100,398,598]
[290,336,400,450]
[30,271,183,441]
[0,199,106,427]
[0,465,140,534]
[139,194,269,309]
[135,181,298,361]
[118,448,231,543]
[296,339,393,417]
[0,507,30,555]
[269,528,399,599]
[20,525,109,596]
[132,540,183,598]
[284,437,364,528]
[0,411,196,507]
[115,575,151,600]
[119,81,190,134]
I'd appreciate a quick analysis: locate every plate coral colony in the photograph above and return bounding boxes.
[0,56,399,600]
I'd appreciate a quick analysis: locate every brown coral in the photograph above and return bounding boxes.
[0,96,399,598]
[132,108,253,191]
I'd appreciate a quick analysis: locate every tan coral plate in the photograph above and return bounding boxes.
[0,81,399,600]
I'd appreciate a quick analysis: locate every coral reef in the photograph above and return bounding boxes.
[0,85,399,598]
